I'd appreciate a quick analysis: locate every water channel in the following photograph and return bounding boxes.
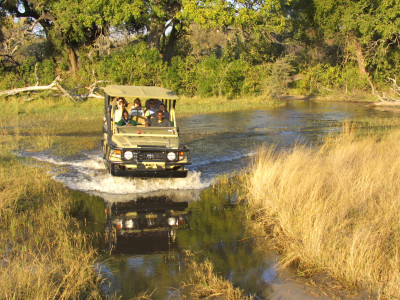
[21,100,399,299]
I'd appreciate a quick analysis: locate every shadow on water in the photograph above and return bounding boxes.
[70,187,277,299]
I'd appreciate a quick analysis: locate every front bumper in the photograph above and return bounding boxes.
[108,163,188,178]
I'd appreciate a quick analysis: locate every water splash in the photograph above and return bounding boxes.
[17,150,210,199]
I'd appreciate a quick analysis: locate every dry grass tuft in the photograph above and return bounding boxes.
[244,129,400,298]
[181,259,253,300]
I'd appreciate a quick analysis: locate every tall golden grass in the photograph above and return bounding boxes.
[0,150,103,299]
[244,129,400,298]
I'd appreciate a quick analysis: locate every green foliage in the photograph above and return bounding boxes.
[264,56,295,99]
[161,55,197,96]
[94,42,164,85]
[242,63,269,95]
[298,63,370,94]
[37,59,57,85]
[1,0,400,97]
[194,55,249,98]
[195,54,224,97]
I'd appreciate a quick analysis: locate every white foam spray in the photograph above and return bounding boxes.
[18,150,210,200]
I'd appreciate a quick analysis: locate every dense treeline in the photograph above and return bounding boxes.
[1,0,399,99]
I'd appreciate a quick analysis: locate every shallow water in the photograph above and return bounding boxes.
[19,100,399,299]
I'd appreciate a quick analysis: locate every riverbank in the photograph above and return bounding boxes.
[0,141,103,298]
[243,128,400,298]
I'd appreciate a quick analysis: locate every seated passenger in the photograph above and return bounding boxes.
[158,103,170,121]
[117,110,137,126]
[129,98,144,118]
[144,100,158,119]
[145,98,162,109]
[145,110,173,127]
[114,97,127,123]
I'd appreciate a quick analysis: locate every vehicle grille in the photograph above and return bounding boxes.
[137,151,165,162]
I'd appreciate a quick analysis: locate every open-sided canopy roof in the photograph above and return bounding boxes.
[104,85,179,99]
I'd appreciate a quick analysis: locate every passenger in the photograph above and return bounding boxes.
[144,99,158,119]
[117,110,137,126]
[158,103,170,121]
[114,97,127,123]
[129,98,144,118]
[145,110,173,127]
[145,98,162,109]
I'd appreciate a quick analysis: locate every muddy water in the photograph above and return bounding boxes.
[20,101,399,299]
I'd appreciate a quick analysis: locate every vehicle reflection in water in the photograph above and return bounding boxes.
[99,191,196,299]
[105,196,190,255]
[98,187,275,300]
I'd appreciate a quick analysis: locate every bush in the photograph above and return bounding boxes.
[298,63,370,94]
[161,56,197,96]
[264,56,295,99]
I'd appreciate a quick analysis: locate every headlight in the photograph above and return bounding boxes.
[125,219,134,229]
[124,151,133,160]
[115,220,123,230]
[167,152,176,161]
[167,217,177,226]
[178,151,185,161]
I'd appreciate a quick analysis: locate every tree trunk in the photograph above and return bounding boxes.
[146,23,163,50]
[68,46,79,74]
[162,23,179,63]
[352,37,375,94]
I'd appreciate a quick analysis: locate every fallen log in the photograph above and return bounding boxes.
[0,77,106,102]
[0,79,58,97]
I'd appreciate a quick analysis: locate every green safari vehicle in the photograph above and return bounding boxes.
[102,85,191,177]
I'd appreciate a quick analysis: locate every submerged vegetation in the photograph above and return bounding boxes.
[244,128,400,297]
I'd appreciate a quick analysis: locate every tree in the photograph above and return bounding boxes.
[0,15,39,69]
[1,0,109,74]
[312,0,400,94]
[180,0,291,63]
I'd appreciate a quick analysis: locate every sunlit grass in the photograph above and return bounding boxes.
[0,141,104,298]
[180,252,253,300]
[243,129,400,298]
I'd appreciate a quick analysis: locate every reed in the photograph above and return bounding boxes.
[243,129,400,298]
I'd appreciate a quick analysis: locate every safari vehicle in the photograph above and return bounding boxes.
[103,85,191,177]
